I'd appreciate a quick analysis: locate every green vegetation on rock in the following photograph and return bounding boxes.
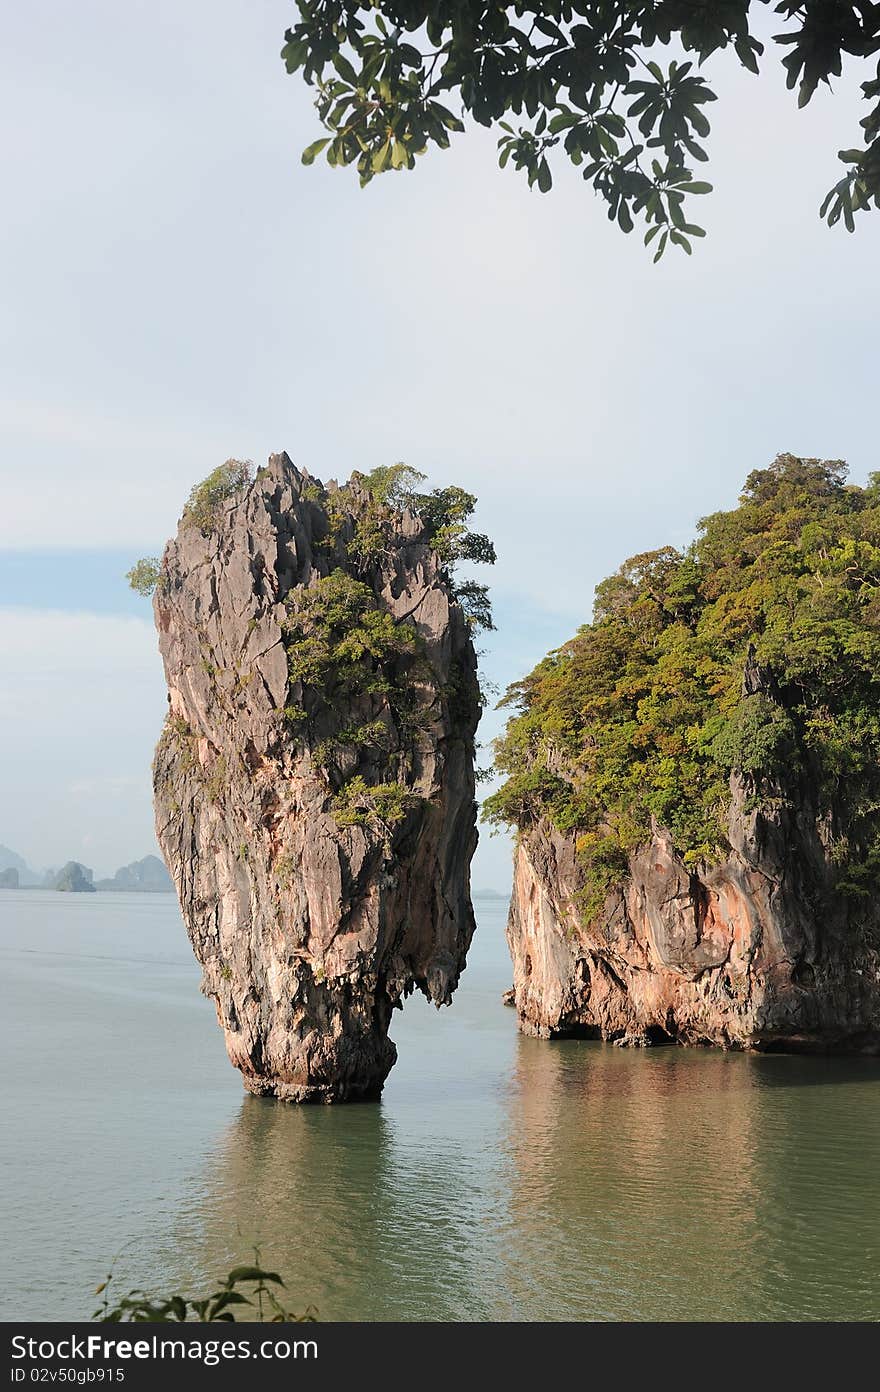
[183,459,253,534]
[331,775,424,834]
[335,463,496,631]
[93,1257,316,1323]
[485,455,880,914]
[281,465,492,825]
[126,557,162,597]
[284,570,420,737]
[364,463,496,569]
[286,569,416,686]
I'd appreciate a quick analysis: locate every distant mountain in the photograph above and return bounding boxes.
[472,888,509,900]
[0,844,40,886]
[0,846,174,892]
[52,861,96,893]
[95,854,173,893]
[0,844,27,873]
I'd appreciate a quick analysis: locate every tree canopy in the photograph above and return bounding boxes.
[283,1,880,257]
[128,459,495,629]
[126,556,161,597]
[484,455,880,915]
[357,462,496,629]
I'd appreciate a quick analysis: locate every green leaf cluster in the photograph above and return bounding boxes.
[126,556,162,597]
[282,570,429,820]
[485,454,880,911]
[284,569,418,703]
[93,1256,316,1323]
[283,2,880,255]
[357,463,496,629]
[183,459,253,535]
[330,775,424,832]
[710,692,798,777]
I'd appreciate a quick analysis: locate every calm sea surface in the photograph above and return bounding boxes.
[1,889,879,1321]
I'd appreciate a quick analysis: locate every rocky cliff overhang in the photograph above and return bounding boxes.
[506,771,880,1054]
[152,453,480,1100]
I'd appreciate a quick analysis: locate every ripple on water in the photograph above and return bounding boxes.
[2,894,880,1320]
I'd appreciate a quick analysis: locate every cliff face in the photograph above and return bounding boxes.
[491,458,880,1054]
[507,746,880,1053]
[152,454,480,1100]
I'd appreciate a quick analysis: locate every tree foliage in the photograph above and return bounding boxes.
[283,470,488,827]
[357,462,496,628]
[184,459,253,534]
[93,1258,317,1323]
[126,556,161,597]
[284,568,418,712]
[330,773,425,830]
[484,454,880,914]
[283,1,880,256]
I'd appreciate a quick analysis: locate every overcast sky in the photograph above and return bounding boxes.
[1,1,877,886]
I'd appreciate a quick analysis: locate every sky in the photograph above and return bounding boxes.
[1,1,877,885]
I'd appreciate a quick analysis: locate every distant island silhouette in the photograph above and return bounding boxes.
[0,846,173,892]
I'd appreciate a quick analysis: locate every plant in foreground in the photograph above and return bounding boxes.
[93,1256,317,1323]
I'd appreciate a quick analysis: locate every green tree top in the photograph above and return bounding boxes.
[126,557,161,597]
[183,459,253,534]
[484,454,880,914]
[127,459,253,597]
[283,1,880,257]
[356,462,496,629]
[128,458,496,630]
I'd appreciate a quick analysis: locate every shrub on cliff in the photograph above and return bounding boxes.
[282,569,424,773]
[331,775,423,836]
[485,454,880,913]
[126,556,162,597]
[357,463,496,631]
[285,569,417,693]
[183,459,253,534]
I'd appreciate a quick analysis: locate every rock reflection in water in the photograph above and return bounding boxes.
[5,894,878,1321]
[179,1094,511,1321]
[501,1037,880,1320]
[169,1036,880,1322]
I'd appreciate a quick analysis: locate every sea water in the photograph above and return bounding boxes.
[2,890,879,1321]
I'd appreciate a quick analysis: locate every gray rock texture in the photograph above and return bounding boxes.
[152,454,480,1100]
[507,660,880,1053]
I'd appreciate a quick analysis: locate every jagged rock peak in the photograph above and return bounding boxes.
[152,455,482,1100]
